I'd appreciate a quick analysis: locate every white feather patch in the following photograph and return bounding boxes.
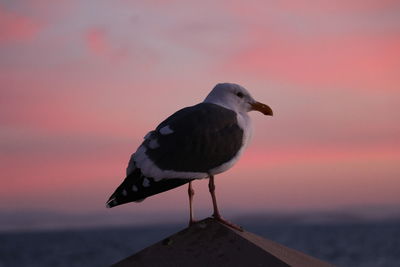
[159,125,174,135]
[148,138,159,149]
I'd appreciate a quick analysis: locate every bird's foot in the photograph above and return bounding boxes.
[212,214,243,232]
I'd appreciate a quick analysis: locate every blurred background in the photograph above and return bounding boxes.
[1,0,399,266]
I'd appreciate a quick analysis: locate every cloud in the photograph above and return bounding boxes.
[0,4,43,43]
[237,144,400,171]
[226,0,400,17]
[213,0,400,90]
[219,26,400,90]
[83,26,138,64]
[85,27,111,56]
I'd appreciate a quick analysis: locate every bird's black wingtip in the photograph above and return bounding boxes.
[105,197,117,208]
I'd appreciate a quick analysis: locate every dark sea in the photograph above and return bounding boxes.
[1,220,399,267]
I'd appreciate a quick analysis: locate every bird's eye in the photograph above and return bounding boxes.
[236,92,244,98]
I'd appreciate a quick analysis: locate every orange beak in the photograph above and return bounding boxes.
[250,102,273,116]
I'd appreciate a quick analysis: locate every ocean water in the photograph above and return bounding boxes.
[1,221,399,267]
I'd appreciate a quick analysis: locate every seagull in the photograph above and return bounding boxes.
[106,83,273,231]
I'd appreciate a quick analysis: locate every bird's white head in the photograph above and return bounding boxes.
[204,83,273,116]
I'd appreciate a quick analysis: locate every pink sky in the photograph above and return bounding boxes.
[1,0,399,228]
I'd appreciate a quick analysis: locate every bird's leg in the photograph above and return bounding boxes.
[208,175,243,231]
[188,181,196,226]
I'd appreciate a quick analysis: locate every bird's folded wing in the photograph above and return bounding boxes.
[136,103,244,174]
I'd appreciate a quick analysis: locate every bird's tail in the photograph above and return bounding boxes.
[106,167,193,208]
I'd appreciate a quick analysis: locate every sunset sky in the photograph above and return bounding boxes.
[1,0,399,230]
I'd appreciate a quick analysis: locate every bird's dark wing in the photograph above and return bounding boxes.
[144,103,244,173]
